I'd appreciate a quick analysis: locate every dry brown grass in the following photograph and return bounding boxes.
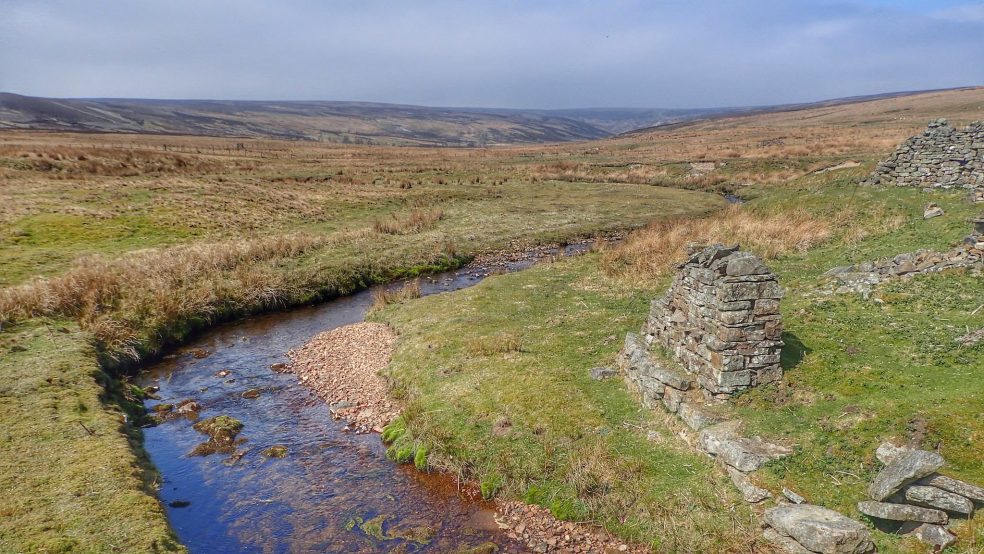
[602,206,831,280]
[372,208,445,235]
[0,233,330,360]
[464,332,524,356]
[369,280,422,312]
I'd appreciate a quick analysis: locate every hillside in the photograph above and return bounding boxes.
[1,88,974,147]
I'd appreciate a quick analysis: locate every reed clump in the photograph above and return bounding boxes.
[373,208,444,235]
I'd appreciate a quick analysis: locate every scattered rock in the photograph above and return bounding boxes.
[917,474,984,503]
[726,466,772,503]
[868,449,944,501]
[697,421,793,472]
[270,362,287,371]
[214,369,231,378]
[192,415,243,443]
[857,501,947,524]
[677,402,718,431]
[764,504,875,554]
[907,523,956,550]
[875,441,909,465]
[923,203,944,219]
[589,366,617,380]
[903,485,973,514]
[241,388,261,399]
[190,349,210,359]
[782,487,807,505]
[175,400,201,415]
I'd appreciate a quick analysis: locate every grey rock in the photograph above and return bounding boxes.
[868,449,945,501]
[918,474,984,503]
[637,357,691,390]
[762,528,813,554]
[904,485,974,514]
[726,466,771,503]
[697,421,793,472]
[589,366,617,380]
[874,442,909,465]
[782,487,807,504]
[661,386,684,413]
[908,523,956,550]
[725,253,768,276]
[764,504,875,554]
[677,402,718,431]
[923,204,944,219]
[857,501,947,524]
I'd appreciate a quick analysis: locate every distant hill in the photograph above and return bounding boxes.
[0,89,973,146]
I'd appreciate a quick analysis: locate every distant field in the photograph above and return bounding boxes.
[1,86,983,552]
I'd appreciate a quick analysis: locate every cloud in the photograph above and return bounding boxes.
[0,0,981,108]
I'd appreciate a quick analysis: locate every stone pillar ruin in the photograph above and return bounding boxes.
[643,244,784,399]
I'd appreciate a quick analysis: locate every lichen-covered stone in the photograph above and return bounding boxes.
[857,501,947,524]
[903,485,974,514]
[764,504,875,554]
[918,474,984,503]
[908,523,956,550]
[869,449,945,501]
[726,466,771,503]
[697,421,792,472]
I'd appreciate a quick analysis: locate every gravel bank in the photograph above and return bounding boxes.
[286,322,398,432]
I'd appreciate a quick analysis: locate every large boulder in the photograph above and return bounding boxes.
[764,504,875,554]
[868,450,944,501]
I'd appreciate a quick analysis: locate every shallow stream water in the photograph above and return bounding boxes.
[137,245,591,552]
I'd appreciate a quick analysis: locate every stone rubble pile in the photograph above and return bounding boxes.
[825,217,983,298]
[862,119,984,193]
[856,443,983,551]
[642,244,784,399]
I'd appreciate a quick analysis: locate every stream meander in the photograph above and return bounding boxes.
[137,245,591,552]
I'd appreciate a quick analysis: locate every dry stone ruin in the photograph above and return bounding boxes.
[863,118,984,199]
[642,244,784,399]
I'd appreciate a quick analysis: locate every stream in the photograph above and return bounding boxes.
[137,244,592,553]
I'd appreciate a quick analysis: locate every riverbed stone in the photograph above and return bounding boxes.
[868,449,945,501]
[857,501,947,524]
[918,474,984,504]
[903,485,974,514]
[764,504,875,554]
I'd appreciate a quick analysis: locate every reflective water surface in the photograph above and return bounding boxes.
[138,248,590,552]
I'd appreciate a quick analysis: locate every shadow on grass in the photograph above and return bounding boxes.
[780,331,811,372]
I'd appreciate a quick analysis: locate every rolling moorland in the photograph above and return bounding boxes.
[0,88,956,147]
[0,86,982,552]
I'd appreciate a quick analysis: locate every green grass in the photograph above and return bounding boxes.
[0,320,183,553]
[374,256,757,551]
[376,181,984,552]
[0,167,722,552]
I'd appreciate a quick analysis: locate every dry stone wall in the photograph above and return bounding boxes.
[863,118,984,194]
[643,244,783,399]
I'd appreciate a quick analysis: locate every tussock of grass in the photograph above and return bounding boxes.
[370,280,422,312]
[464,332,523,356]
[373,208,444,235]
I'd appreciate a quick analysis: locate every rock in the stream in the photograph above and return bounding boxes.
[907,523,956,550]
[903,485,974,515]
[857,501,948,524]
[764,504,875,554]
[726,466,772,503]
[918,474,984,504]
[589,366,617,380]
[868,449,944,501]
[697,421,792,472]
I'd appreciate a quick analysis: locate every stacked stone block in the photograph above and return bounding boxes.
[863,118,984,192]
[643,244,783,399]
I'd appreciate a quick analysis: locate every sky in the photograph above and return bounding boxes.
[1,0,982,109]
